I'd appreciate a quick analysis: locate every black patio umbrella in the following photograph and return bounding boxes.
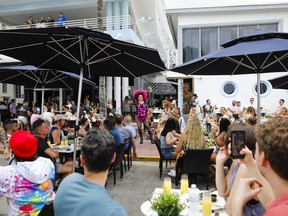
[172,29,288,124]
[0,27,166,171]
[268,73,288,89]
[0,27,165,78]
[0,65,96,114]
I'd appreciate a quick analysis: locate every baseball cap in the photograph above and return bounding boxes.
[54,114,67,121]
[9,130,37,159]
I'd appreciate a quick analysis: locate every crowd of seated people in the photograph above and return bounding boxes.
[1,91,288,215]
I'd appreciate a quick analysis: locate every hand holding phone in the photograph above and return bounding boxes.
[231,129,245,158]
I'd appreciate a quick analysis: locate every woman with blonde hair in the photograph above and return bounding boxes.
[168,114,207,177]
[176,114,206,152]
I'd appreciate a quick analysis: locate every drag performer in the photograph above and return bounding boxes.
[129,87,153,144]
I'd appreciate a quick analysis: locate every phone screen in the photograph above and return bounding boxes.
[231,129,245,158]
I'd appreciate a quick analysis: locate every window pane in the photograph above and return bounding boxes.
[239,23,278,36]
[220,26,237,47]
[258,24,278,31]
[239,25,257,36]
[201,27,218,56]
[223,83,235,95]
[183,28,199,62]
[255,82,268,94]
[15,85,21,98]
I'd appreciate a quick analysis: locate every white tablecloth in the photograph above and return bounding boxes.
[141,188,228,216]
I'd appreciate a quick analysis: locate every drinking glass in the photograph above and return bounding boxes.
[47,140,51,147]
[60,140,65,146]
[163,177,172,193]
[202,191,212,216]
[180,174,189,194]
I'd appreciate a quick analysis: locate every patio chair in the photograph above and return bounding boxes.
[123,140,133,171]
[175,148,213,189]
[110,142,126,186]
[154,137,176,179]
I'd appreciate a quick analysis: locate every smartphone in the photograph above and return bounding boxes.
[231,129,245,158]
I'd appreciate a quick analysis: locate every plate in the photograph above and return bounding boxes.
[141,200,189,216]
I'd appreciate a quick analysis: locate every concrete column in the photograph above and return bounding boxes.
[114,77,121,114]
[137,77,143,89]
[106,1,113,30]
[121,0,129,29]
[106,77,113,101]
[178,79,183,116]
[113,0,121,30]
[122,77,129,99]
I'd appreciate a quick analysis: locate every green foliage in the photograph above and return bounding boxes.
[151,191,186,216]
[67,133,74,140]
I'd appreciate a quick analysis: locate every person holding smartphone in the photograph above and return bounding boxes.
[215,123,265,216]
[232,116,288,216]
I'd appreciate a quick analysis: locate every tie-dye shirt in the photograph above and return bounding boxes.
[0,157,55,216]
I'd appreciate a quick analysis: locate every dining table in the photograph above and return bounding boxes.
[141,188,228,216]
[52,145,81,164]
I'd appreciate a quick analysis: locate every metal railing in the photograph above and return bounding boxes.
[0,15,142,40]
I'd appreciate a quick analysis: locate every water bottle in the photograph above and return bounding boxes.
[188,184,200,216]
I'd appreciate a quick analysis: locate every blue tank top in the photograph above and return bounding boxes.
[160,133,174,149]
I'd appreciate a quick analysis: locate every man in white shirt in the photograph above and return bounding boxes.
[245,97,256,110]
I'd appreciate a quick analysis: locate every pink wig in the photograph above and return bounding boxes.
[133,89,148,101]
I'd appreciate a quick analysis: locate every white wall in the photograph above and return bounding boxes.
[175,6,288,114]
[193,73,288,114]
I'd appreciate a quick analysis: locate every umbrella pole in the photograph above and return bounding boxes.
[73,68,84,172]
[257,73,261,125]
[41,85,44,115]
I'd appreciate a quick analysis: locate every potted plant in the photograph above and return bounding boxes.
[151,190,186,216]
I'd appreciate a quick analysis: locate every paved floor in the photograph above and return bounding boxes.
[0,155,216,215]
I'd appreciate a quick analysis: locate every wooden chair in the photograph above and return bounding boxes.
[175,148,213,189]
[154,137,176,179]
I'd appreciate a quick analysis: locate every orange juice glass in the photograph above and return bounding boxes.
[163,177,172,193]
[202,191,212,216]
[180,174,189,194]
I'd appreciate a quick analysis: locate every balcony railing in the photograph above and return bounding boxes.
[0,15,142,40]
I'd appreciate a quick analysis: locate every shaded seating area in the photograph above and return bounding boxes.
[175,148,214,189]
[154,137,175,179]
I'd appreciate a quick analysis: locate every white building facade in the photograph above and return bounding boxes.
[166,0,288,113]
